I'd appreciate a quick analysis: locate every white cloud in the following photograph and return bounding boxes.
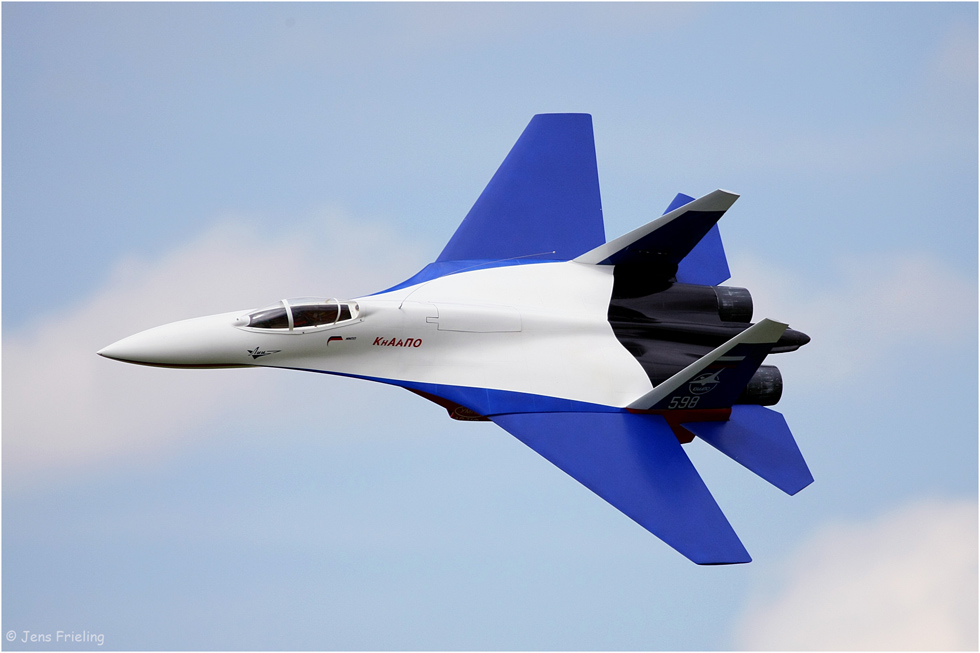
[728,252,977,385]
[734,499,979,650]
[2,210,425,486]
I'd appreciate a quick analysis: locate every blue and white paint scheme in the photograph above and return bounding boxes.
[99,114,812,565]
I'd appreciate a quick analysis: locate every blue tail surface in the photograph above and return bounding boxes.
[683,405,814,495]
[491,411,751,565]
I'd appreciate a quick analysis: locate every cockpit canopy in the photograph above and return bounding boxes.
[236,297,359,331]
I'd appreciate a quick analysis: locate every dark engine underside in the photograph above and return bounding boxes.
[608,267,809,406]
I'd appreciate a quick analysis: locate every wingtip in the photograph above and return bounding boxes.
[696,556,753,566]
[688,533,752,565]
[703,189,740,211]
[532,111,592,118]
[689,541,752,565]
[745,318,789,343]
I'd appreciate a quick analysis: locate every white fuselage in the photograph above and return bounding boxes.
[99,261,654,408]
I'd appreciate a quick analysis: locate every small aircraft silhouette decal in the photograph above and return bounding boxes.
[247,347,281,360]
[689,370,724,395]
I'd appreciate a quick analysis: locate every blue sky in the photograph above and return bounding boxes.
[3,3,977,650]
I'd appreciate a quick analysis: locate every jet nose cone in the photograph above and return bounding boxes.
[97,311,251,368]
[97,341,131,362]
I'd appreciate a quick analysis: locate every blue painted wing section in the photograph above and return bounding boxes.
[374,259,530,296]
[294,367,621,415]
[491,412,751,565]
[437,113,605,263]
[683,405,813,495]
[390,380,620,417]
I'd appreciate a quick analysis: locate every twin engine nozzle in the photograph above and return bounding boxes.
[607,283,808,407]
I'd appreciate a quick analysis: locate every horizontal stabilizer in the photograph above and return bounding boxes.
[437,113,605,264]
[628,319,787,411]
[683,405,813,495]
[666,193,731,286]
[491,411,751,565]
[575,189,738,267]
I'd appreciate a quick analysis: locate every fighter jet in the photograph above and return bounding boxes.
[99,114,812,565]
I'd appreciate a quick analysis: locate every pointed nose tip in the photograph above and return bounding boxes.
[97,341,135,362]
[96,333,166,366]
[96,312,252,368]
